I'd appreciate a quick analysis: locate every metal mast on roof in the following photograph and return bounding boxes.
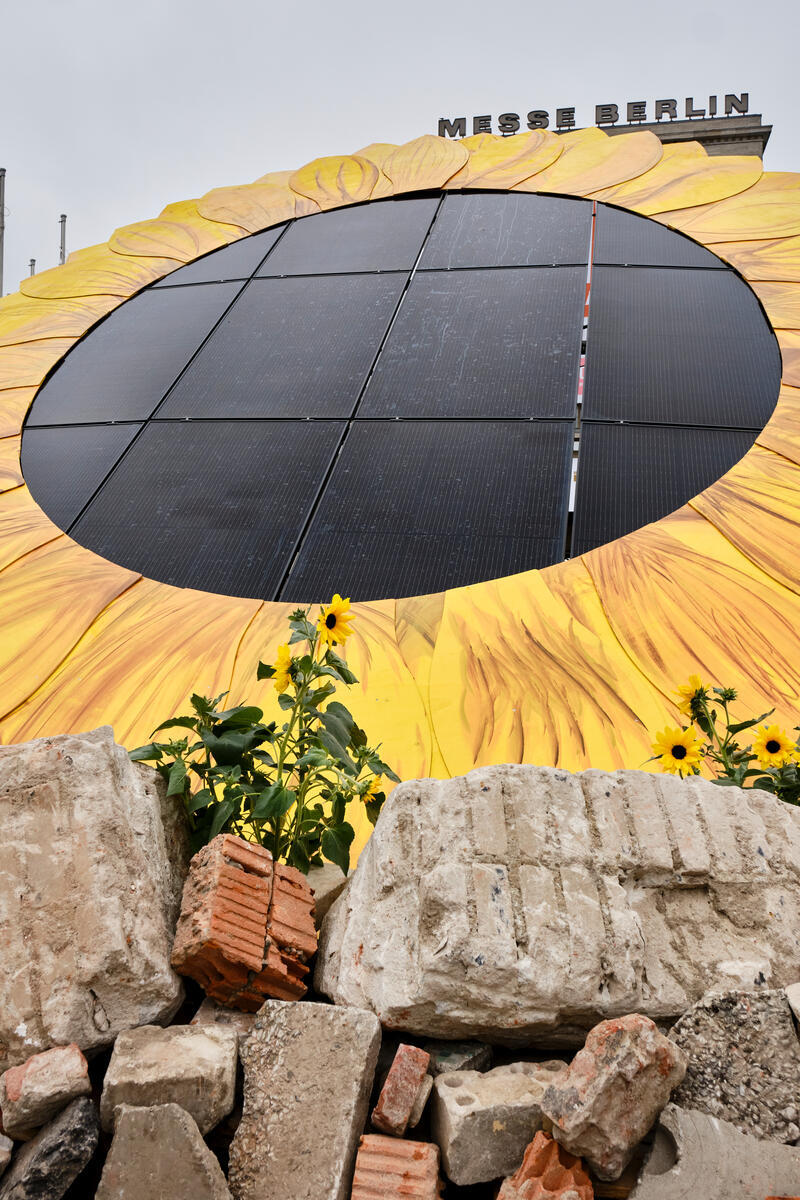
[59,213,67,265]
[0,169,6,297]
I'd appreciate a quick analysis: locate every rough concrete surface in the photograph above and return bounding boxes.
[316,765,800,1043]
[190,997,257,1043]
[95,1104,231,1200]
[100,1024,237,1134]
[228,1000,381,1200]
[0,727,189,1070]
[670,988,800,1142]
[0,1137,10,1179]
[629,1104,800,1198]
[0,1097,99,1200]
[0,1044,91,1139]
[307,863,349,926]
[541,1014,686,1181]
[424,1041,493,1075]
[432,1061,565,1185]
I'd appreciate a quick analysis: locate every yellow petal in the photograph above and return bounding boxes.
[757,384,800,465]
[444,131,564,190]
[0,437,23,491]
[713,234,800,282]
[20,246,179,299]
[352,143,399,199]
[0,294,118,348]
[197,182,319,232]
[0,338,77,390]
[0,485,64,571]
[518,127,662,196]
[0,387,37,437]
[653,173,800,242]
[289,155,380,211]
[592,144,762,215]
[108,216,241,262]
[382,134,468,195]
[0,579,261,748]
[777,330,800,386]
[749,280,800,328]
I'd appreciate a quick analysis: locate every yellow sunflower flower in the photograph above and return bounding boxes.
[652,726,703,775]
[362,775,382,802]
[317,593,355,647]
[273,643,292,694]
[675,673,709,717]
[752,724,798,769]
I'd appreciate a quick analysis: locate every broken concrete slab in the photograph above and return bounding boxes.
[0,727,189,1071]
[316,765,800,1043]
[190,997,257,1044]
[0,1044,91,1140]
[352,1135,441,1200]
[0,1097,99,1200]
[228,1000,381,1200]
[670,988,800,1142]
[100,1024,237,1134]
[629,1104,800,1198]
[541,1014,686,1181]
[431,1060,565,1186]
[95,1104,231,1200]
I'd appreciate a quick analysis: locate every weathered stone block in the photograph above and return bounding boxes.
[316,765,800,1043]
[171,833,317,1009]
[0,1044,91,1140]
[431,1061,565,1185]
[0,727,189,1070]
[423,1040,492,1075]
[96,1104,231,1199]
[0,1097,99,1200]
[372,1044,430,1136]
[497,1130,593,1200]
[408,1074,433,1128]
[190,997,257,1043]
[669,988,800,1142]
[351,1135,440,1200]
[541,1014,686,1182]
[629,1104,800,1198]
[307,863,349,927]
[0,1136,10,1179]
[100,1024,237,1134]
[228,1000,381,1200]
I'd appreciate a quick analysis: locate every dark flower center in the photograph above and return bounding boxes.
[766,739,781,754]
[326,613,337,629]
[671,744,687,760]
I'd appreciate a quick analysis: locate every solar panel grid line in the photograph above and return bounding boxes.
[152,223,289,288]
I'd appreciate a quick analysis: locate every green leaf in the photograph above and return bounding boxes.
[728,710,775,736]
[365,797,384,825]
[325,649,358,685]
[317,729,357,775]
[257,661,276,680]
[252,785,296,821]
[209,798,236,839]
[129,743,163,763]
[278,693,295,711]
[150,716,198,736]
[287,841,311,872]
[187,787,214,813]
[295,748,330,769]
[166,759,188,797]
[200,726,272,765]
[213,705,265,727]
[321,823,354,875]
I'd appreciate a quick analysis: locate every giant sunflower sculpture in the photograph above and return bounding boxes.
[1,127,799,856]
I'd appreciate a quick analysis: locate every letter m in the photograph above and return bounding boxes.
[438,117,467,138]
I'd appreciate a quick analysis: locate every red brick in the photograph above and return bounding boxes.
[497,1131,593,1200]
[352,1134,441,1200]
[171,833,317,1010]
[371,1044,431,1136]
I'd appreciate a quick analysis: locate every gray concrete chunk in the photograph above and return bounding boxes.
[96,1104,231,1200]
[0,1097,99,1200]
[228,999,381,1200]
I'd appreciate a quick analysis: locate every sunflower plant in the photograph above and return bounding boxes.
[649,675,800,805]
[129,595,399,873]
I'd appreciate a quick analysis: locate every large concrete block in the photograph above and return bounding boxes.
[629,1104,800,1198]
[0,727,190,1070]
[431,1061,565,1185]
[0,1097,99,1200]
[96,1104,231,1200]
[669,988,800,1142]
[228,1000,381,1200]
[316,764,800,1043]
[100,1024,238,1134]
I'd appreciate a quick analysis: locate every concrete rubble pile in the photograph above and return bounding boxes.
[1,732,800,1199]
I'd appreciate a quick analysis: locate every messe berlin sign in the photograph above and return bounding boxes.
[437,93,751,137]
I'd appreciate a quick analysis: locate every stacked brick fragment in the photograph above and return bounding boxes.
[352,1135,442,1200]
[170,834,317,1010]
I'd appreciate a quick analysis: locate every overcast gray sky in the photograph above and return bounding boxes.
[3,0,797,294]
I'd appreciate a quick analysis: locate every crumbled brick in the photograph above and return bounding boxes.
[497,1131,593,1200]
[372,1045,431,1137]
[352,1134,441,1200]
[171,833,317,1010]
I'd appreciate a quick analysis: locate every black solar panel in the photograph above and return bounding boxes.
[27,283,241,425]
[593,206,726,269]
[21,423,141,531]
[582,267,781,428]
[153,226,288,287]
[419,192,592,269]
[570,422,757,555]
[71,420,344,597]
[359,267,585,419]
[280,421,574,600]
[158,274,405,419]
[258,198,439,276]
